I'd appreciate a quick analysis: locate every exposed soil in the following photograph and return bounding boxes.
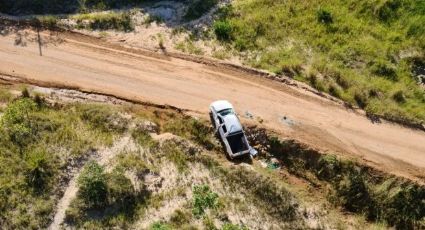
[0,24,424,184]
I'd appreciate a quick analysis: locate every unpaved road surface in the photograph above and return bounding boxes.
[0,28,424,181]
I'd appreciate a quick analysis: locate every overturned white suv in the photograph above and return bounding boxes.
[209,100,257,159]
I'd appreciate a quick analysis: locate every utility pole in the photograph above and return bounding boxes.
[37,26,42,56]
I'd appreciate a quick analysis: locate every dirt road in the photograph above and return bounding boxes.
[0,28,424,180]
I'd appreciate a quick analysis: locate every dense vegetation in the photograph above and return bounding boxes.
[265,135,425,229]
[214,0,425,124]
[1,85,423,229]
[0,90,120,228]
[0,0,146,15]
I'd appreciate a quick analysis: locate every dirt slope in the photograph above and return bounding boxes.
[0,28,424,181]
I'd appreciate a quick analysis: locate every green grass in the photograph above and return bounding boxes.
[266,135,425,229]
[72,12,134,31]
[0,92,120,229]
[216,0,425,124]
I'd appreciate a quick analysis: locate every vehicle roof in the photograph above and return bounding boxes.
[223,114,243,134]
[210,100,234,112]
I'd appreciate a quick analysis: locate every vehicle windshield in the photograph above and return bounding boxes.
[218,108,234,116]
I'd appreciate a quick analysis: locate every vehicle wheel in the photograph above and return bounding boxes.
[209,111,216,129]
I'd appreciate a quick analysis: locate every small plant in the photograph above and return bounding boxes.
[36,15,58,29]
[169,209,191,226]
[1,98,37,149]
[335,169,371,213]
[157,33,165,50]
[213,20,232,41]
[370,60,397,80]
[107,168,134,205]
[150,222,171,230]
[354,91,368,109]
[192,185,219,217]
[317,8,333,24]
[392,90,406,103]
[77,161,108,208]
[25,150,53,191]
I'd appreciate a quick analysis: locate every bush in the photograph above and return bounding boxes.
[317,9,333,24]
[107,169,134,205]
[1,98,37,149]
[214,20,233,41]
[169,209,191,226]
[335,170,371,213]
[36,15,58,29]
[316,154,341,181]
[192,185,219,217]
[375,0,402,21]
[77,161,108,208]
[392,90,406,103]
[370,60,397,80]
[91,12,133,31]
[354,91,368,108]
[150,222,171,230]
[25,150,53,191]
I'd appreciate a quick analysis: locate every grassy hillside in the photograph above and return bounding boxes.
[0,85,424,229]
[215,0,425,124]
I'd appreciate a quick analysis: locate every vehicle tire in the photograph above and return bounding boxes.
[209,111,216,129]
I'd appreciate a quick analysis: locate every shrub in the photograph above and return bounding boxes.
[392,90,406,103]
[354,91,368,108]
[335,169,371,213]
[107,169,134,205]
[370,60,397,80]
[192,185,219,217]
[77,161,108,208]
[25,150,53,191]
[1,98,37,149]
[316,154,342,181]
[375,0,402,21]
[317,8,333,24]
[36,15,58,29]
[169,209,191,226]
[91,12,133,31]
[328,84,341,98]
[150,222,171,230]
[214,20,233,41]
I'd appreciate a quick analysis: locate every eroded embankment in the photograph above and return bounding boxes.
[244,126,425,229]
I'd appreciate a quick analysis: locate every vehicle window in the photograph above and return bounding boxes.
[222,124,227,133]
[218,108,234,116]
[218,116,224,124]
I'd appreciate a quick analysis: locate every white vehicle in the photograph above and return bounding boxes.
[209,100,257,159]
